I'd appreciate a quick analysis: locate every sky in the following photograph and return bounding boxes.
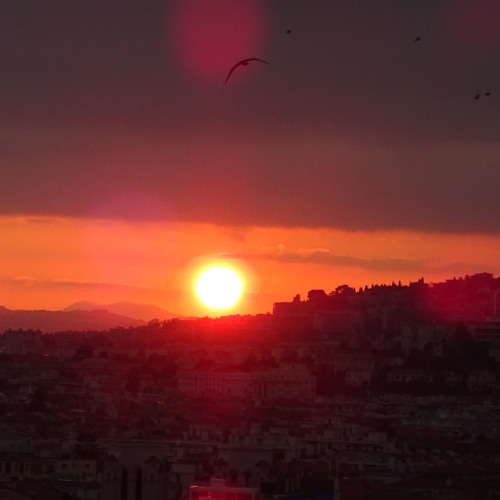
[1,0,499,317]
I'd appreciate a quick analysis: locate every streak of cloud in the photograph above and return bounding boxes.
[218,247,488,275]
[10,276,151,292]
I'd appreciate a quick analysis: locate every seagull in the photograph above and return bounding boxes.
[225,58,271,84]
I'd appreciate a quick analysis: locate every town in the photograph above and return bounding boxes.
[1,273,500,499]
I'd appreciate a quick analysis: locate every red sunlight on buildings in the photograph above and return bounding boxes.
[189,478,260,500]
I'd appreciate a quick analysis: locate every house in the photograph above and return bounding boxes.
[386,368,427,384]
[466,370,497,391]
[344,369,372,387]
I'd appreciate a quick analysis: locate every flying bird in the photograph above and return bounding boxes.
[485,92,491,96]
[414,36,421,42]
[474,94,481,100]
[286,29,292,34]
[225,58,271,84]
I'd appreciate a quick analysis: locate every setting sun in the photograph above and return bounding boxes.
[195,266,244,310]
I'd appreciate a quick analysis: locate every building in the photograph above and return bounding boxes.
[2,330,44,356]
[177,369,254,399]
[178,364,316,402]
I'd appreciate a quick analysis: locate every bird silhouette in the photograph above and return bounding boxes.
[414,36,421,42]
[485,92,491,96]
[225,58,271,84]
[475,94,481,100]
[286,29,292,34]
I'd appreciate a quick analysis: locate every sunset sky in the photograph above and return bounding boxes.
[1,1,499,317]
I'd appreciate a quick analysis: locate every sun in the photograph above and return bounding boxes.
[195,266,243,309]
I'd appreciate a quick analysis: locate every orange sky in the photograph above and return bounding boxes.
[1,215,499,317]
[1,2,500,320]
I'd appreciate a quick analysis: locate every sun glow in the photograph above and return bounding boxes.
[195,266,243,309]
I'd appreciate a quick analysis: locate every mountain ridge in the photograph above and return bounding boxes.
[0,306,147,333]
[63,300,180,321]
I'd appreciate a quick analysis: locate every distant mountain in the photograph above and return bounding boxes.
[63,301,180,321]
[0,307,146,333]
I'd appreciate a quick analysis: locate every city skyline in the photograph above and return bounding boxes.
[1,1,499,316]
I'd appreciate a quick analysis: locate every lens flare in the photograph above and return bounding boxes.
[168,0,268,83]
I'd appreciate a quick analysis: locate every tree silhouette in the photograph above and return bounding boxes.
[307,289,327,302]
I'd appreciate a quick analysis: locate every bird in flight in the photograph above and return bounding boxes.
[475,94,481,100]
[225,58,271,84]
[414,36,421,42]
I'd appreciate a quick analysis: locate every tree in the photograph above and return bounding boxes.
[73,344,94,361]
[334,284,354,296]
[307,289,327,302]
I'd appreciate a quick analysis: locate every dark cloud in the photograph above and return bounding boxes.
[0,1,499,233]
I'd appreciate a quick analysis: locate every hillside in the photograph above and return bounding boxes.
[0,307,146,333]
[63,301,180,321]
